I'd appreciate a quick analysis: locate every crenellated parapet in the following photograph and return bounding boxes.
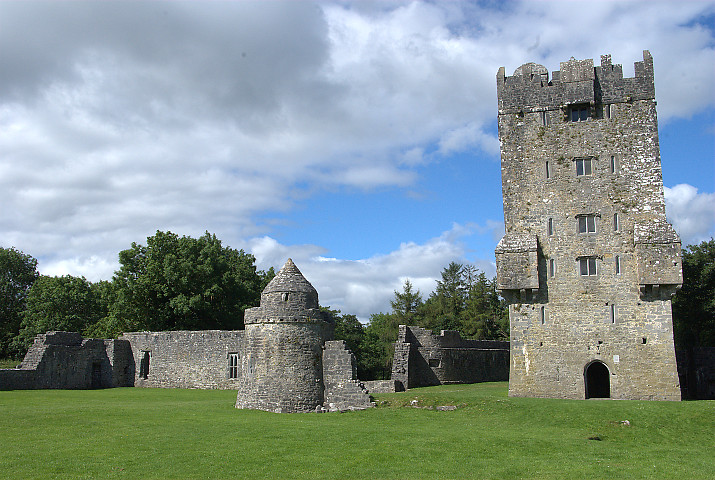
[497,50,655,115]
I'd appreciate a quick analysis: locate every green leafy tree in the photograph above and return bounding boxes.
[14,275,105,352]
[112,231,264,331]
[673,239,715,348]
[419,262,466,332]
[0,247,39,358]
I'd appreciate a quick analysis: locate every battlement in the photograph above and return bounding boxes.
[497,51,655,114]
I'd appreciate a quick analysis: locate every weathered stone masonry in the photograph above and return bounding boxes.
[495,51,682,400]
[391,325,509,389]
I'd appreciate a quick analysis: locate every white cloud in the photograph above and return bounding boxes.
[248,223,498,322]
[664,184,715,245]
[0,1,712,308]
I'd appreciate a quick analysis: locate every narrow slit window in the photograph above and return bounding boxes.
[575,158,592,176]
[139,351,150,379]
[540,306,546,325]
[609,304,617,324]
[615,255,621,275]
[613,213,620,232]
[605,104,611,119]
[549,259,556,277]
[548,217,554,236]
[610,155,617,174]
[228,353,240,379]
[541,110,548,126]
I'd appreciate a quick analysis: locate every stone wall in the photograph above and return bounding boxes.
[392,325,509,389]
[0,331,133,390]
[322,340,373,411]
[119,330,245,389]
[496,51,682,400]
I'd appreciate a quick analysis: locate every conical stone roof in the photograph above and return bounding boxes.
[263,258,317,294]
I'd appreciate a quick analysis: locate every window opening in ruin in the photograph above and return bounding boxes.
[642,337,647,344]
[139,351,150,379]
[428,358,440,368]
[545,161,551,179]
[281,292,289,302]
[549,259,556,277]
[579,257,597,276]
[613,213,620,232]
[605,104,611,119]
[570,104,590,122]
[228,353,239,379]
[575,158,592,176]
[541,110,548,126]
[610,304,617,324]
[547,217,554,236]
[610,155,617,174]
[585,361,610,399]
[540,306,546,324]
[578,215,596,233]
[615,255,621,275]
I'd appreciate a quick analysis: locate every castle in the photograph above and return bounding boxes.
[3,51,710,403]
[494,51,682,400]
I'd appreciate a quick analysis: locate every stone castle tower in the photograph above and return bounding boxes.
[235,259,334,412]
[495,51,682,400]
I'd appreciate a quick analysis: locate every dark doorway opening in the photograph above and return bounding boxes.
[139,351,150,379]
[585,361,610,399]
[91,362,102,389]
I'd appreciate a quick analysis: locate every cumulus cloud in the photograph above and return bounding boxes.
[0,1,713,317]
[248,223,497,321]
[664,184,715,245]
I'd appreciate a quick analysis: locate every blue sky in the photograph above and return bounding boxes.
[1,1,714,321]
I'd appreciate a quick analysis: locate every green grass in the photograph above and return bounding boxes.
[0,383,712,479]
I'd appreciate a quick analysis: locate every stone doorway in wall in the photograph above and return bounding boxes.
[585,360,610,399]
[91,362,102,389]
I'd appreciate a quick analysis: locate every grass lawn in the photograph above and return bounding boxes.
[0,382,712,479]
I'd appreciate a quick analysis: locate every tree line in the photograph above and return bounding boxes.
[2,233,713,382]
[0,231,274,359]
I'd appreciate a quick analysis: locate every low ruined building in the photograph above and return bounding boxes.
[391,325,509,390]
[495,51,682,400]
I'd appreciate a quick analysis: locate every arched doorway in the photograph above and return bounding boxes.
[585,361,610,399]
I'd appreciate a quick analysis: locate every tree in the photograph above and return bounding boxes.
[461,272,509,340]
[390,279,423,325]
[673,239,715,348]
[419,262,466,332]
[112,231,265,332]
[0,247,39,358]
[363,312,401,379]
[13,275,106,353]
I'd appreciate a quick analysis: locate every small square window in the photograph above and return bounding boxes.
[578,215,596,233]
[579,257,597,276]
[575,158,592,176]
[570,105,590,122]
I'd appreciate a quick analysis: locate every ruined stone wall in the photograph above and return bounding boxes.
[322,340,373,411]
[119,330,245,389]
[0,332,132,390]
[391,326,509,389]
[496,51,681,400]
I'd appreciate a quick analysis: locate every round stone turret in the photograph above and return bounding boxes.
[236,259,333,413]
